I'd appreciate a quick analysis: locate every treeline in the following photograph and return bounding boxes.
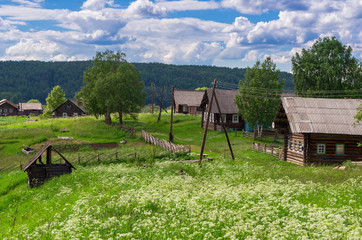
[0,61,294,105]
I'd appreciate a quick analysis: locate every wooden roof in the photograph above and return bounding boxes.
[0,99,18,108]
[280,97,362,135]
[19,102,43,111]
[52,99,87,114]
[174,89,205,107]
[22,143,75,171]
[201,89,239,114]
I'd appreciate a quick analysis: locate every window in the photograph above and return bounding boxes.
[9,109,13,113]
[210,113,214,122]
[335,144,345,155]
[232,114,239,123]
[317,143,326,154]
[296,141,300,151]
[73,113,78,117]
[288,139,291,150]
[4,109,7,113]
[0,109,2,113]
[204,112,207,121]
[301,143,304,152]
[292,140,295,151]
[220,114,226,123]
[63,112,67,118]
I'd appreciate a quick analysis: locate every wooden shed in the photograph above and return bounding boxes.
[200,89,244,131]
[0,99,18,116]
[274,97,362,165]
[18,102,43,116]
[173,89,205,115]
[22,143,75,187]
[52,99,87,118]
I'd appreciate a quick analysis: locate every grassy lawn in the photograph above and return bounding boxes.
[0,113,361,239]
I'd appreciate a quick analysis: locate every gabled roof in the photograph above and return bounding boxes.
[201,89,239,114]
[0,99,18,108]
[281,97,362,135]
[22,143,75,171]
[52,99,87,114]
[174,89,205,107]
[19,102,43,111]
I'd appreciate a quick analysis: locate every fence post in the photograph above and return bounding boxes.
[78,153,81,164]
[264,144,267,153]
[271,144,274,155]
[97,154,100,163]
[115,151,118,161]
[19,162,22,170]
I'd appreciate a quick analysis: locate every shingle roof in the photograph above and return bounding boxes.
[0,99,18,108]
[282,97,362,135]
[205,89,239,114]
[19,102,43,111]
[174,90,205,107]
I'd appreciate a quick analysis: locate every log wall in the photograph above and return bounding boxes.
[285,133,305,165]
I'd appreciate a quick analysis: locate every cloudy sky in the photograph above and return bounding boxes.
[0,0,361,72]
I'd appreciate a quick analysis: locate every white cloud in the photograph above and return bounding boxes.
[11,0,44,8]
[157,0,219,11]
[124,0,167,18]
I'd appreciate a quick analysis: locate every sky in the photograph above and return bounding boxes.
[0,0,361,72]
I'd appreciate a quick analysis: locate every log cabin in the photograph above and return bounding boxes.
[200,89,244,131]
[274,97,362,165]
[22,143,75,187]
[52,99,87,118]
[0,99,18,116]
[173,89,205,115]
[18,102,43,116]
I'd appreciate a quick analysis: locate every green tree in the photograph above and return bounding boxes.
[234,57,284,137]
[355,104,362,124]
[78,50,145,126]
[45,85,66,111]
[27,99,40,103]
[292,37,361,97]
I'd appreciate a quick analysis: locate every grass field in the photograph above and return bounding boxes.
[0,114,361,239]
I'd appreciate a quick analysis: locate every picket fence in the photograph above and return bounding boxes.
[141,130,190,153]
[252,142,283,160]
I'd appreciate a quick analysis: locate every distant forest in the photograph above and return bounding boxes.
[0,61,294,106]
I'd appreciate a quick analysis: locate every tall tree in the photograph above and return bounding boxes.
[234,57,284,136]
[292,37,361,97]
[45,85,66,111]
[77,50,145,126]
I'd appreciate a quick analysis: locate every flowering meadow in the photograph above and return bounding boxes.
[1,156,361,239]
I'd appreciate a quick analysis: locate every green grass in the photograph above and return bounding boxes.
[0,113,361,239]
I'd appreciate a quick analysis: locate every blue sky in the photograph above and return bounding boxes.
[0,0,360,72]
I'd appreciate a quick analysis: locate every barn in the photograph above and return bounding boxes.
[22,143,75,187]
[18,102,43,116]
[274,97,362,165]
[0,99,18,116]
[52,99,87,118]
[173,89,205,115]
[200,89,244,131]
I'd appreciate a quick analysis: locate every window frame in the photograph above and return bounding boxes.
[4,109,7,113]
[9,109,13,113]
[73,113,78,117]
[62,112,67,118]
[335,143,345,155]
[221,114,226,123]
[316,143,326,155]
[232,114,239,123]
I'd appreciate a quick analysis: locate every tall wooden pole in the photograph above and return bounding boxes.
[157,86,164,122]
[169,86,175,142]
[151,82,155,114]
[214,90,235,160]
[199,79,217,166]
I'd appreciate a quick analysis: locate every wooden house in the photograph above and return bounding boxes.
[22,143,75,187]
[173,89,205,115]
[200,89,244,131]
[274,97,362,165]
[18,102,43,116]
[52,99,87,118]
[0,99,18,116]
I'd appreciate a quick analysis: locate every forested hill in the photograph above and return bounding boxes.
[0,61,294,105]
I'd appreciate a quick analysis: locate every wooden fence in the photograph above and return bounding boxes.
[243,130,281,139]
[0,164,21,173]
[141,130,190,153]
[252,142,283,160]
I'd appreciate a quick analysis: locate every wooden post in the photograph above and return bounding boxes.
[169,86,174,142]
[97,154,100,163]
[115,151,118,161]
[78,153,81,164]
[151,82,155,114]
[264,144,267,153]
[199,79,217,165]
[235,128,237,137]
[213,86,235,160]
[46,146,51,165]
[158,86,164,122]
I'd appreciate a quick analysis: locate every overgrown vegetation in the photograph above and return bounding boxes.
[0,114,361,239]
